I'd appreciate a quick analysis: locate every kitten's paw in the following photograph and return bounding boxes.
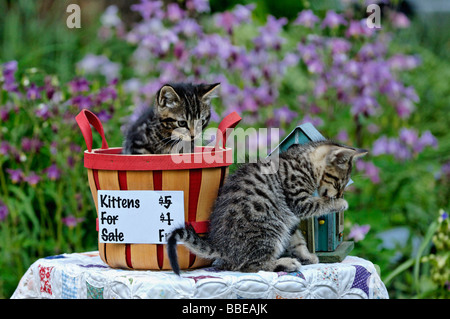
[299,253,319,265]
[334,198,348,212]
[273,257,302,272]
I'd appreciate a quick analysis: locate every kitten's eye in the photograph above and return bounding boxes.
[177,120,188,128]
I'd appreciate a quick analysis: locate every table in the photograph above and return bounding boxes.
[11,251,388,299]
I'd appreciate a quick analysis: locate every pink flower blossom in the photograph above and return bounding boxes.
[166,3,185,22]
[24,172,41,186]
[131,0,164,20]
[294,10,319,28]
[44,164,61,181]
[62,215,85,228]
[26,83,42,100]
[348,224,370,242]
[321,10,347,29]
[0,200,9,221]
[356,160,380,183]
[389,11,410,28]
[186,0,210,13]
[6,168,24,183]
[346,20,374,38]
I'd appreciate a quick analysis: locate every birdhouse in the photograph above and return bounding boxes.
[270,123,354,263]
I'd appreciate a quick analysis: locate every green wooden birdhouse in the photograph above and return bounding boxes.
[270,123,354,263]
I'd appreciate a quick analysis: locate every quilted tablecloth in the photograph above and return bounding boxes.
[11,251,388,299]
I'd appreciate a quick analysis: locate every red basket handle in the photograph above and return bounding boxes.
[214,111,241,149]
[75,109,109,152]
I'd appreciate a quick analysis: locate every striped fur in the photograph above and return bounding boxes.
[168,140,367,274]
[122,83,219,154]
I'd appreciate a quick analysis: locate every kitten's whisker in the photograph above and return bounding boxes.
[153,137,180,152]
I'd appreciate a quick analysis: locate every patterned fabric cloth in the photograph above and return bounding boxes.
[11,251,389,299]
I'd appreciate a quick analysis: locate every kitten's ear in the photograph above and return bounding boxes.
[200,83,220,100]
[353,148,368,159]
[328,147,368,166]
[157,85,181,108]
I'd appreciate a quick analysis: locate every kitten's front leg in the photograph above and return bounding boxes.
[295,196,348,219]
[288,229,319,265]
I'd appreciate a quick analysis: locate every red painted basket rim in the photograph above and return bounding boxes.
[83,146,233,171]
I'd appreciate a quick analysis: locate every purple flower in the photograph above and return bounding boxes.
[166,3,185,22]
[24,171,41,186]
[273,105,298,124]
[97,109,112,122]
[294,10,319,28]
[194,34,234,61]
[215,12,236,35]
[95,86,117,104]
[300,114,324,127]
[174,18,203,37]
[358,42,386,61]
[399,128,418,146]
[0,107,9,121]
[380,80,403,100]
[403,86,419,103]
[21,137,43,153]
[71,95,93,109]
[297,43,319,62]
[395,98,414,118]
[351,95,379,117]
[2,60,18,92]
[356,160,380,183]
[372,136,389,156]
[336,129,349,142]
[43,76,56,100]
[305,58,324,74]
[2,80,18,93]
[364,162,381,183]
[6,168,24,183]
[35,103,50,120]
[346,20,374,38]
[348,224,370,242]
[50,141,58,155]
[2,60,18,77]
[441,211,449,221]
[321,10,347,29]
[26,83,42,100]
[76,54,121,81]
[186,0,210,13]
[328,38,351,54]
[44,164,61,181]
[389,11,410,28]
[415,130,438,152]
[232,4,255,23]
[62,215,85,228]
[69,77,90,94]
[388,54,420,71]
[100,5,122,28]
[0,200,9,221]
[253,16,287,51]
[0,142,10,155]
[282,53,300,68]
[131,0,164,20]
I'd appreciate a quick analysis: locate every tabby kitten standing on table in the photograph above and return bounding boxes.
[168,140,367,274]
[122,82,220,154]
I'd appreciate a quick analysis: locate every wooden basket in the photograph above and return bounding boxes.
[75,109,241,270]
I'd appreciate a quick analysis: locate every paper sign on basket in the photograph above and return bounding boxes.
[97,190,185,244]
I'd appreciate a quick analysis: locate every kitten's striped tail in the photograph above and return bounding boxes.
[167,225,220,275]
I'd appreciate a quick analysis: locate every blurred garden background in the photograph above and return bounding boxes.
[0,0,449,298]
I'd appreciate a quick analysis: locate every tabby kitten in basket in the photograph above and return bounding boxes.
[122,82,220,154]
[168,140,367,274]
